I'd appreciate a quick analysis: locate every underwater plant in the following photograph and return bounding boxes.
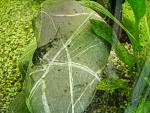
[6,0,150,113]
[80,0,150,112]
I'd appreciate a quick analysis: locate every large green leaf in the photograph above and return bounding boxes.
[79,0,140,51]
[90,19,112,44]
[90,19,134,68]
[10,0,110,113]
[127,0,146,24]
[125,58,150,113]
[122,1,150,47]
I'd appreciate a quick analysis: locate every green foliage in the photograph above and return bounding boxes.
[90,19,112,44]
[8,91,30,113]
[122,0,150,47]
[127,0,146,24]
[144,77,150,85]
[35,0,45,4]
[136,99,150,113]
[122,0,150,112]
[126,99,150,113]
[79,0,140,51]
[3,0,150,112]
[80,0,150,113]
[0,0,40,112]
[96,78,127,91]
[90,19,134,68]
[18,39,37,78]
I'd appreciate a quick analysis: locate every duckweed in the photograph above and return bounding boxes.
[0,0,40,112]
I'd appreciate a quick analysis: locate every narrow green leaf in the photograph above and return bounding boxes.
[144,77,150,85]
[136,99,150,113]
[18,39,37,78]
[80,0,140,52]
[113,38,134,68]
[127,0,146,24]
[91,19,134,68]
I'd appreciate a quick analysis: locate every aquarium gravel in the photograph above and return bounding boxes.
[0,0,40,112]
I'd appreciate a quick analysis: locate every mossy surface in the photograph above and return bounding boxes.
[0,0,40,112]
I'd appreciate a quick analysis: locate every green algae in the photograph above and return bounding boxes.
[0,0,41,112]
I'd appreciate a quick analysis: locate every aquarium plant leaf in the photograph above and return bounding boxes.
[18,39,37,78]
[90,19,134,68]
[125,58,150,113]
[122,1,150,112]
[126,99,150,113]
[136,100,150,113]
[122,1,150,47]
[79,0,140,51]
[134,85,150,113]
[144,77,150,86]
[127,0,146,24]
[8,91,30,113]
[10,0,110,113]
[90,19,112,44]
[96,78,127,91]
